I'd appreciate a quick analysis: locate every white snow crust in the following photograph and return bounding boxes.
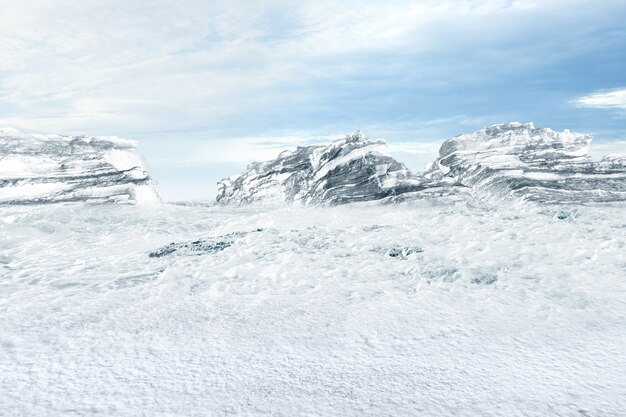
[216,131,448,206]
[219,125,626,207]
[0,128,160,205]
[424,123,626,203]
[1,200,625,416]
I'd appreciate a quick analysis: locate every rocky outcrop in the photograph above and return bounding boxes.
[0,128,160,204]
[217,132,452,206]
[217,124,626,206]
[424,122,626,203]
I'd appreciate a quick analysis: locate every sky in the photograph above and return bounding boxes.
[1,0,626,201]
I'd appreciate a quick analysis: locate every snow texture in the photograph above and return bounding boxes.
[424,122,626,203]
[0,128,160,204]
[1,200,625,416]
[2,124,626,416]
[218,124,626,206]
[216,131,455,206]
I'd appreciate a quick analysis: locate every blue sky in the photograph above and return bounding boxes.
[1,0,626,201]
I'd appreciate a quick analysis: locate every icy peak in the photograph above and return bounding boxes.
[429,122,625,203]
[217,131,441,206]
[0,127,21,135]
[332,130,368,144]
[492,121,534,129]
[219,124,626,206]
[439,122,592,163]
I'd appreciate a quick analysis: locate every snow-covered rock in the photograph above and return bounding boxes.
[425,122,626,203]
[217,131,452,206]
[0,128,160,204]
[218,124,625,206]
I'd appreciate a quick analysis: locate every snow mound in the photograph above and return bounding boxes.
[0,128,160,204]
[217,131,453,206]
[425,122,626,203]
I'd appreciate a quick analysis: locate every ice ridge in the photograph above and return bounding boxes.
[425,122,626,203]
[218,124,626,206]
[216,131,452,205]
[0,128,160,204]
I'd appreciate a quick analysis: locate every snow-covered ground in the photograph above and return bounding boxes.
[1,200,625,416]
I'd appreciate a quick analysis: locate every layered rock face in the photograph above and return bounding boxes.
[218,124,626,206]
[426,122,626,203]
[0,128,160,204]
[217,132,451,206]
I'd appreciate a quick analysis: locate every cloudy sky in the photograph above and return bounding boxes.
[1,0,625,200]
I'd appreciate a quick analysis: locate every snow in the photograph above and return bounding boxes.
[218,125,626,207]
[1,200,625,416]
[312,142,390,180]
[102,148,147,172]
[0,155,59,177]
[425,123,626,204]
[217,132,447,206]
[0,128,159,204]
[0,182,71,201]
[2,123,626,415]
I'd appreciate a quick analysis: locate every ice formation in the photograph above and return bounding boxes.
[216,131,453,205]
[0,128,160,204]
[219,123,626,206]
[424,122,626,203]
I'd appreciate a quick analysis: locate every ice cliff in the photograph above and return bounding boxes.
[0,128,160,204]
[424,122,626,203]
[217,132,452,205]
[218,124,626,206]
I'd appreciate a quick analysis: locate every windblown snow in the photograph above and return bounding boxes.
[1,124,626,416]
[1,201,625,416]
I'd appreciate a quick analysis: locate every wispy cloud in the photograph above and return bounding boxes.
[575,89,626,109]
[1,0,625,138]
[1,0,626,200]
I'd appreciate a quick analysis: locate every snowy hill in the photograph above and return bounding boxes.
[219,124,626,206]
[216,131,455,205]
[424,122,626,203]
[0,128,160,204]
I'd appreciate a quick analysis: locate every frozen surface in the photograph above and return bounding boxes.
[217,131,454,206]
[1,200,625,416]
[424,122,626,203]
[218,124,626,206]
[0,128,160,204]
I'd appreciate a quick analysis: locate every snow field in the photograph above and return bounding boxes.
[1,200,625,416]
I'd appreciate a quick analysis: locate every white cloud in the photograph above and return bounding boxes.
[575,89,626,109]
[1,0,625,138]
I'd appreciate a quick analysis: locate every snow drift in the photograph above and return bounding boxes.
[0,128,160,204]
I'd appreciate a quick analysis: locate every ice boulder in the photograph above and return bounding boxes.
[0,128,160,204]
[217,131,450,206]
[425,122,626,203]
